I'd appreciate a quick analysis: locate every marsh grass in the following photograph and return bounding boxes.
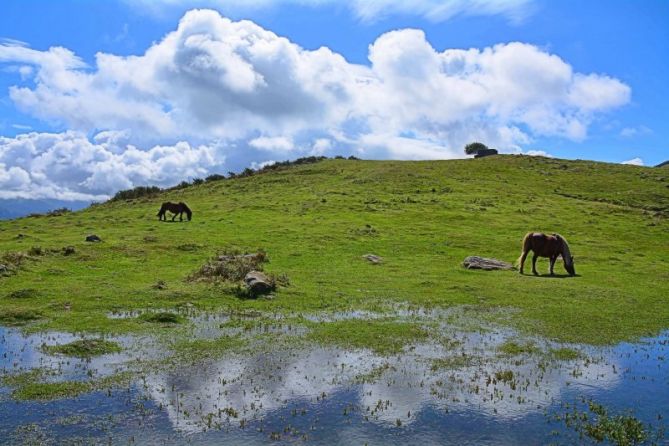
[42,339,122,358]
[139,312,183,324]
[10,372,133,401]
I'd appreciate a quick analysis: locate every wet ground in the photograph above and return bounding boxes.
[1,310,667,445]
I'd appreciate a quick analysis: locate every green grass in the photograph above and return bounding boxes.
[0,156,667,348]
[42,339,122,358]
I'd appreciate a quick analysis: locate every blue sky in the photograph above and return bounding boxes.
[0,0,667,201]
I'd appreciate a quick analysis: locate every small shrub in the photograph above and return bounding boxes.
[46,207,71,217]
[189,250,267,282]
[28,246,45,256]
[7,289,40,299]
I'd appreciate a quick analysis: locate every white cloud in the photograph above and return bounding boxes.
[0,10,632,199]
[249,136,294,152]
[621,157,643,166]
[620,125,652,138]
[0,131,224,200]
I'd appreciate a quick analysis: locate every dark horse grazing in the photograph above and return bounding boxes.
[157,202,192,222]
[517,232,575,276]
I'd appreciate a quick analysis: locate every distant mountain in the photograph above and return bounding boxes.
[656,160,669,168]
[0,198,91,220]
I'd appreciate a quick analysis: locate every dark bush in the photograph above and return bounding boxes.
[110,185,162,202]
[464,142,489,155]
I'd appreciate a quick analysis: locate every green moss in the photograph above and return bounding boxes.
[42,339,122,358]
[307,319,429,355]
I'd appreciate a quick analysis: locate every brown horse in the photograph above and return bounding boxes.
[517,232,575,276]
[157,202,192,222]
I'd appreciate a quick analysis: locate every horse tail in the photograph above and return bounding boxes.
[516,232,532,266]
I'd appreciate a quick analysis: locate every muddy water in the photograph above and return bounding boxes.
[1,323,667,445]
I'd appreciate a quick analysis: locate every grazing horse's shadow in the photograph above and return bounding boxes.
[529,273,581,279]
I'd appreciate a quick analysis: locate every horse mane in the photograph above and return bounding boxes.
[554,233,573,265]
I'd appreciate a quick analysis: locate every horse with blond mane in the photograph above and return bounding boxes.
[517,232,575,276]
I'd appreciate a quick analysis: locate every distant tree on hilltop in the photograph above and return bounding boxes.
[464,142,489,155]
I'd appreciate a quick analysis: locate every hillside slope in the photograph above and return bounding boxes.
[1,155,667,344]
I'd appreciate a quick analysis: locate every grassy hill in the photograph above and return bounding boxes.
[1,155,668,346]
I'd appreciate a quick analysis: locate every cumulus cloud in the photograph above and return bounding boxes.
[621,157,644,166]
[0,131,224,200]
[0,9,632,200]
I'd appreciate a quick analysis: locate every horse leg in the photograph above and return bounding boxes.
[549,256,556,275]
[519,251,529,274]
[532,254,538,275]
[171,212,176,222]
[179,212,183,222]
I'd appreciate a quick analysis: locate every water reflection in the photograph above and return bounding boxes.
[1,324,667,445]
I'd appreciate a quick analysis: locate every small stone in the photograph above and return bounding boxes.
[362,254,383,264]
[463,256,514,271]
[85,234,102,242]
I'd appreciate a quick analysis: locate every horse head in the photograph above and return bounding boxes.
[565,256,576,276]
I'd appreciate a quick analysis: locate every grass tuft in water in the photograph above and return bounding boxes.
[42,339,122,358]
[498,340,539,356]
[139,312,183,324]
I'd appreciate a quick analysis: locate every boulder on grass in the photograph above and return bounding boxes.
[463,256,513,271]
[85,234,102,242]
[244,271,275,297]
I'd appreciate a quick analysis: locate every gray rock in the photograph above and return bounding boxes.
[244,270,275,296]
[0,264,8,273]
[362,254,383,264]
[463,256,513,271]
[85,234,102,242]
